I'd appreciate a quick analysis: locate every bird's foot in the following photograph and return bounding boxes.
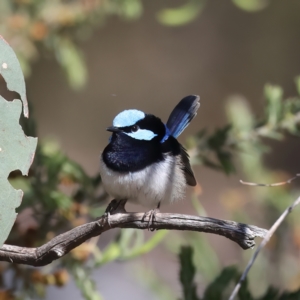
[142,202,161,231]
[105,199,127,227]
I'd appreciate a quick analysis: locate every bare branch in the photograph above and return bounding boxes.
[229,195,300,300]
[240,173,300,187]
[0,212,267,267]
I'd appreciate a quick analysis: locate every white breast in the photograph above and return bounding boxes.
[99,155,186,207]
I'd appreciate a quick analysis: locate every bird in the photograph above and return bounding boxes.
[99,95,200,226]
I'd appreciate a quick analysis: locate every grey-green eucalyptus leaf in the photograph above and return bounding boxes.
[0,36,37,247]
[0,35,29,117]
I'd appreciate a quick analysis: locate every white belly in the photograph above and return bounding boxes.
[99,155,186,207]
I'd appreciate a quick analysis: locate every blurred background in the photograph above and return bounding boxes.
[1,0,300,299]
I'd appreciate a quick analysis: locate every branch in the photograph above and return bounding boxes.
[240,173,300,187]
[0,212,267,267]
[229,195,300,300]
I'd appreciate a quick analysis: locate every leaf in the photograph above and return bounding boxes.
[205,125,235,174]
[156,0,206,27]
[0,35,29,117]
[122,230,167,259]
[237,277,253,300]
[295,75,300,96]
[0,37,37,247]
[94,242,121,267]
[179,246,200,300]
[203,266,239,300]
[231,0,270,12]
[120,0,143,20]
[55,38,87,90]
[264,84,283,128]
[72,263,103,300]
[226,96,254,133]
[207,125,231,150]
[216,151,235,174]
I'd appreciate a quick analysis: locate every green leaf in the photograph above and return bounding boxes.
[0,35,29,117]
[264,84,283,128]
[238,277,253,300]
[94,242,121,266]
[231,0,270,12]
[226,96,254,133]
[295,75,300,96]
[50,191,72,210]
[204,125,235,174]
[122,230,167,259]
[72,263,103,300]
[203,266,239,299]
[120,0,143,20]
[207,125,231,150]
[188,234,220,281]
[216,151,235,174]
[179,246,200,300]
[55,38,88,90]
[156,0,206,27]
[0,37,37,247]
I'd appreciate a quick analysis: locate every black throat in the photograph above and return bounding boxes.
[102,133,181,173]
[102,133,162,172]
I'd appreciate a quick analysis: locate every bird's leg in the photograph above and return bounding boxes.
[105,199,127,214]
[105,199,127,227]
[142,201,161,231]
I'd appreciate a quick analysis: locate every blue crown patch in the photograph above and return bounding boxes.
[113,109,145,127]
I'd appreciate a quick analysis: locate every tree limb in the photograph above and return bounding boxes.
[0,212,267,267]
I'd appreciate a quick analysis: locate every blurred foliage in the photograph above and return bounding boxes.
[156,0,206,27]
[1,74,300,300]
[188,82,300,175]
[1,1,300,299]
[231,0,271,12]
[184,80,300,297]
[179,246,199,300]
[0,0,272,89]
[71,263,103,300]
[0,0,144,88]
[137,80,300,299]
[178,246,300,300]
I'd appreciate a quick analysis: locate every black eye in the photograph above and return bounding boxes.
[131,125,139,132]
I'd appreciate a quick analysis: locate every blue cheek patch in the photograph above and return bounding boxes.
[113,110,145,127]
[125,129,157,141]
[160,124,170,143]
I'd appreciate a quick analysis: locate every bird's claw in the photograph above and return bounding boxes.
[142,207,160,231]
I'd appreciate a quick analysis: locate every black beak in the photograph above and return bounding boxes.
[106,126,121,133]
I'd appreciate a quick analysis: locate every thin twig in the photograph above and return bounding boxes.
[229,195,300,300]
[0,210,267,266]
[240,173,300,187]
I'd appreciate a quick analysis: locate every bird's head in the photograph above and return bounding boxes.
[107,109,170,143]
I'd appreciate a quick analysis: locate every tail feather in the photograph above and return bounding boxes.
[166,95,200,138]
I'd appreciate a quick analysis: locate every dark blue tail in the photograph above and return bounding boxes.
[166,95,200,138]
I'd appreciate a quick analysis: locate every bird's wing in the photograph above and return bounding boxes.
[180,145,197,186]
[166,95,200,138]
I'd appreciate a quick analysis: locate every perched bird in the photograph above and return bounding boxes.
[100,95,200,224]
